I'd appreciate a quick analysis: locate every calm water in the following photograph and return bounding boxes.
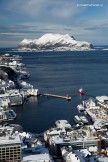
[1,49,108,133]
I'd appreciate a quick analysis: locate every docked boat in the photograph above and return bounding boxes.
[80,116,88,124]
[8,109,17,119]
[78,87,85,95]
[55,120,71,129]
[77,104,85,111]
[74,115,88,125]
[74,115,82,124]
[0,108,16,122]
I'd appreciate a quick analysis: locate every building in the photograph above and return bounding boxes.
[0,125,22,162]
[44,125,101,156]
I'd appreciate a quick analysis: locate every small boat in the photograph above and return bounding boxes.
[80,116,88,124]
[77,104,85,111]
[74,115,82,124]
[78,87,85,95]
[66,94,71,100]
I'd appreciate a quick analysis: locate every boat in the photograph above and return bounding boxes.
[78,87,85,95]
[74,115,82,124]
[66,94,71,100]
[80,116,88,124]
[55,120,71,129]
[74,115,88,125]
[0,108,16,122]
[77,104,85,111]
[9,109,17,119]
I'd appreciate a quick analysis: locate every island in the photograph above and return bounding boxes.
[18,33,94,51]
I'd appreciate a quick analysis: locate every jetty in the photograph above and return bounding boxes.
[42,93,71,100]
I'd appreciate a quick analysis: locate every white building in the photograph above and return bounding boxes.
[0,93,23,106]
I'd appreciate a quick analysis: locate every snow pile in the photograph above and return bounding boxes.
[18,33,93,51]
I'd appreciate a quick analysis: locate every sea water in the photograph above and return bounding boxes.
[1,49,108,133]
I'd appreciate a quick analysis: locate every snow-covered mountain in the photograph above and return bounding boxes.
[18,33,94,51]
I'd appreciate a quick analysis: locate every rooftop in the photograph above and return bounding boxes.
[23,147,53,162]
[0,126,21,145]
[45,125,99,145]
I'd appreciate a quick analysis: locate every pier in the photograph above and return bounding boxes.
[42,93,71,100]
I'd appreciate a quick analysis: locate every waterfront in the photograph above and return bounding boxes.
[1,49,108,133]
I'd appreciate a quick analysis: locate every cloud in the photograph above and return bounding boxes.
[50,2,81,18]
[82,19,108,32]
[4,0,50,17]
[1,0,85,20]
[0,0,108,47]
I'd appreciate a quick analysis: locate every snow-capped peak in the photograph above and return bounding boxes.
[20,38,33,45]
[36,33,76,45]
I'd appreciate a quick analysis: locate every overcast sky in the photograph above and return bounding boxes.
[0,0,107,47]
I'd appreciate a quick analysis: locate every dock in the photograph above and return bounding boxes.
[42,93,71,100]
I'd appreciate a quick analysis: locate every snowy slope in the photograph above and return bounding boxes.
[18,33,93,51]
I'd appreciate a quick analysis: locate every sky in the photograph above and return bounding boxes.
[0,0,108,47]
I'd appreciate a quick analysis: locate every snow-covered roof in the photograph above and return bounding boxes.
[47,128,65,135]
[0,126,21,145]
[23,147,53,162]
[0,93,9,98]
[96,96,108,102]
[68,152,80,162]
[88,146,97,152]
